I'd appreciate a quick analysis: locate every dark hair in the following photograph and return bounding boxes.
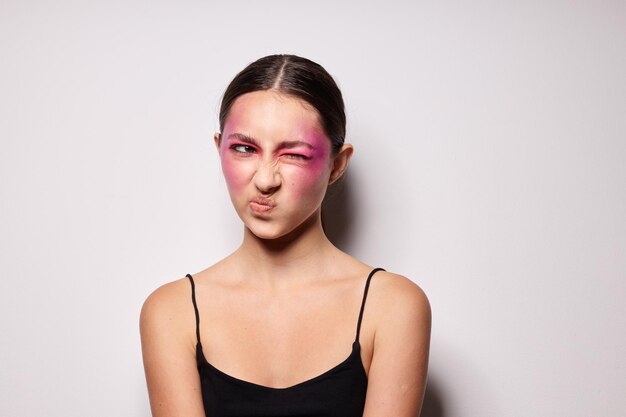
[219,54,346,154]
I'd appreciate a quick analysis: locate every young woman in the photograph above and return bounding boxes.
[140,54,431,417]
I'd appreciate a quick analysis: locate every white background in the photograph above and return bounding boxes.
[1,1,625,416]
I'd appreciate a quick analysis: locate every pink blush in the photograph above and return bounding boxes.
[282,132,333,200]
[300,131,331,172]
[220,149,248,193]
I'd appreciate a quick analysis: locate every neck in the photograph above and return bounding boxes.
[234,211,338,285]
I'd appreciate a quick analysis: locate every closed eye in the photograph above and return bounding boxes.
[283,153,311,161]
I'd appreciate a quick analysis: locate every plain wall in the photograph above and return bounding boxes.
[1,1,624,416]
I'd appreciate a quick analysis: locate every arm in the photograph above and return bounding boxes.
[362,273,432,417]
[140,280,207,417]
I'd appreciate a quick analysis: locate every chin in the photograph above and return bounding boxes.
[245,211,321,242]
[245,221,294,241]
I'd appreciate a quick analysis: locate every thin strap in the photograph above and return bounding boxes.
[186,273,201,345]
[355,267,385,343]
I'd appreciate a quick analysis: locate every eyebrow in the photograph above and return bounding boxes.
[227,133,259,146]
[226,133,314,150]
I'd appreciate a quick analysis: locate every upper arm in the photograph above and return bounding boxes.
[140,280,206,417]
[362,273,432,417]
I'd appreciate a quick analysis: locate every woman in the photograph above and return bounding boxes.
[140,54,431,417]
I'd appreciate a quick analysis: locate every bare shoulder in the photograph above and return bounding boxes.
[140,276,206,417]
[368,270,431,331]
[371,270,430,311]
[140,276,195,339]
[358,270,431,415]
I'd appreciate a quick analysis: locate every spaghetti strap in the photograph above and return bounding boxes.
[355,267,385,343]
[186,273,201,346]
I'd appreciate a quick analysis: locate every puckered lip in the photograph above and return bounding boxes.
[250,197,276,213]
[250,196,275,207]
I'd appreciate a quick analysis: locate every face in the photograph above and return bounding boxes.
[217,90,338,240]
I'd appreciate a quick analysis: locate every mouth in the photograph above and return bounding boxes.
[249,197,275,213]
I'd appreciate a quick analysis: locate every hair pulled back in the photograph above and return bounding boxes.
[219,54,346,154]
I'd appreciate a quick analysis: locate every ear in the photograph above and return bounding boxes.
[214,133,221,152]
[328,143,354,185]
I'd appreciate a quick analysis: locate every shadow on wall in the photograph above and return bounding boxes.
[421,374,445,417]
[323,168,445,417]
[322,172,357,251]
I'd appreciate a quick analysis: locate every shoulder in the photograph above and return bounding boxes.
[359,270,431,415]
[140,276,195,340]
[368,270,431,334]
[141,276,193,318]
[140,276,207,416]
[370,270,430,311]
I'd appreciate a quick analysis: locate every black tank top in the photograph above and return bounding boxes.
[186,267,385,417]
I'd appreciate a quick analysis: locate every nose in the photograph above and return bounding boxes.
[253,159,281,195]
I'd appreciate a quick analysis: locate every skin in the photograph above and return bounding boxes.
[217,90,338,242]
[140,90,431,417]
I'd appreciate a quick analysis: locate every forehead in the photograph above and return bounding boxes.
[223,90,327,144]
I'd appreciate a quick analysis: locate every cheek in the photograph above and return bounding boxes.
[286,159,330,200]
[220,154,250,193]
